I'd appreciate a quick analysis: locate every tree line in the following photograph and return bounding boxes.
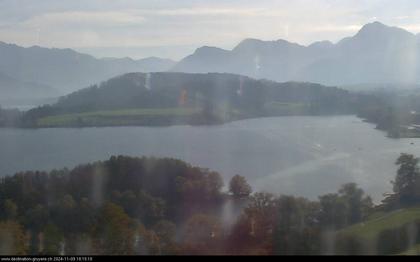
[0,153,419,255]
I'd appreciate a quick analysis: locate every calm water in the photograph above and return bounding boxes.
[1,115,420,201]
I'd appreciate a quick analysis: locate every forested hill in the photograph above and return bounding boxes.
[2,153,420,255]
[21,72,357,127]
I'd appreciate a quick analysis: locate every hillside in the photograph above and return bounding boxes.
[172,22,420,86]
[335,208,420,255]
[21,72,356,127]
[400,244,420,255]
[339,208,420,240]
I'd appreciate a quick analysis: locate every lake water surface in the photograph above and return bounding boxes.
[1,115,419,201]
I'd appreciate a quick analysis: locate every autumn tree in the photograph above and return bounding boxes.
[0,221,28,255]
[338,183,372,224]
[152,220,177,255]
[229,175,252,198]
[229,193,277,254]
[93,203,135,255]
[392,153,420,205]
[181,214,223,255]
[4,199,17,220]
[42,224,64,255]
[273,196,321,255]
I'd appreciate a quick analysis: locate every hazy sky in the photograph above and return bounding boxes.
[1,0,420,60]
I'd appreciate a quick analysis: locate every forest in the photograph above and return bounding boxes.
[17,72,358,127]
[3,72,416,135]
[1,153,420,255]
[356,89,420,138]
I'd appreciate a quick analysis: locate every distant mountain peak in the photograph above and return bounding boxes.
[233,38,265,52]
[308,40,334,49]
[233,38,302,53]
[236,38,265,46]
[192,46,229,57]
[362,21,387,29]
[138,56,176,63]
[195,45,226,52]
[358,21,388,34]
[355,21,413,39]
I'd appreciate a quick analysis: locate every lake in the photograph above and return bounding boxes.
[1,115,419,201]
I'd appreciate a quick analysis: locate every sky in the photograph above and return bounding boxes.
[1,0,420,60]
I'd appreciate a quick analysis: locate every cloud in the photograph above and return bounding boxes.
[310,25,363,33]
[400,24,420,32]
[19,11,146,29]
[147,7,287,17]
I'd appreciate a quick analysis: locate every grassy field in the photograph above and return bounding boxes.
[36,108,200,127]
[399,244,420,255]
[334,208,420,255]
[338,208,420,241]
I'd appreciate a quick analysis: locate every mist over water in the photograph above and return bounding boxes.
[0,115,418,201]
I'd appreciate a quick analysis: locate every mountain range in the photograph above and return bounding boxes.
[2,21,420,107]
[173,22,420,86]
[0,41,175,105]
